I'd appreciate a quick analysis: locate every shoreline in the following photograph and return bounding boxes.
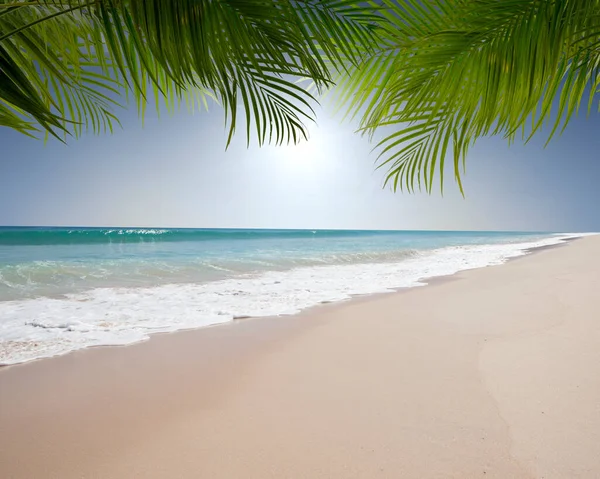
[0,234,583,369]
[1,235,599,478]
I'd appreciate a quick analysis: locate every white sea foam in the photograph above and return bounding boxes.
[0,233,592,365]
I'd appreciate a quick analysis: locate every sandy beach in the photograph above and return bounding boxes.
[1,235,599,479]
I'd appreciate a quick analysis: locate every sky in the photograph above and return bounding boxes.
[1,97,599,232]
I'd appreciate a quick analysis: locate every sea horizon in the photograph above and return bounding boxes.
[0,225,566,234]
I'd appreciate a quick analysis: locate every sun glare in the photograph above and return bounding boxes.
[283,139,319,165]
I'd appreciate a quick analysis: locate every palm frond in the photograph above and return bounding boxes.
[0,0,381,145]
[335,0,600,193]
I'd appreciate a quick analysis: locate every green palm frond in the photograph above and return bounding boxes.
[0,1,124,139]
[335,0,600,193]
[0,0,381,144]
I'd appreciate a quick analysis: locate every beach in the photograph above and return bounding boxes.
[1,234,599,478]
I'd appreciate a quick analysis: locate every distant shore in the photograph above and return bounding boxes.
[1,235,599,478]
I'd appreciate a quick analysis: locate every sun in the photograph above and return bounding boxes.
[267,128,334,179]
[282,138,320,167]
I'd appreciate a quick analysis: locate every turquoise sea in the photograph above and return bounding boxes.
[0,227,586,365]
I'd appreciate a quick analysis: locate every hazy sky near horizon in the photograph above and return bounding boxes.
[1,98,599,232]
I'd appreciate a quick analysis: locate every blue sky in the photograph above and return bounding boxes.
[1,98,599,232]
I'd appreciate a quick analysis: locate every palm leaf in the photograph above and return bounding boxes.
[0,0,381,145]
[335,0,600,193]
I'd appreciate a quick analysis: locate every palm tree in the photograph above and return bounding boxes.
[0,0,379,144]
[336,0,600,193]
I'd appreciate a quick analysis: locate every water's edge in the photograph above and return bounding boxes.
[0,233,591,368]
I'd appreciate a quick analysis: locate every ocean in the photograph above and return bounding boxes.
[0,227,588,365]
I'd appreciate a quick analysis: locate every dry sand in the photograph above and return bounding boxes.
[1,236,599,479]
